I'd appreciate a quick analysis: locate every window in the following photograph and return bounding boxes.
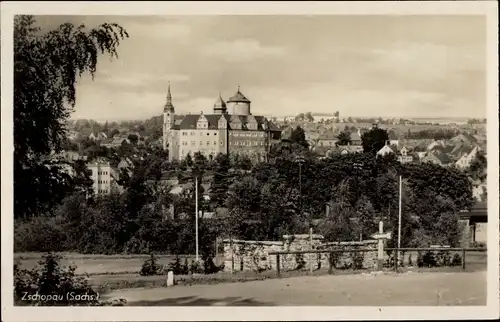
[213,141,217,145]
[207,133,210,136]
[214,133,217,136]
[220,141,223,146]
[191,141,195,146]
[200,141,203,146]
[207,141,210,146]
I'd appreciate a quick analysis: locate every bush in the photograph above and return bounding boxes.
[417,251,438,267]
[451,253,463,266]
[168,255,190,275]
[168,255,182,275]
[189,260,204,274]
[140,253,163,276]
[471,241,486,249]
[295,253,306,270]
[14,253,100,306]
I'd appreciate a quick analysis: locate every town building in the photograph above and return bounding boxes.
[163,84,282,162]
[455,146,481,169]
[87,159,121,195]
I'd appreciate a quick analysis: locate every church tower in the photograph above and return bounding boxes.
[163,82,175,152]
[213,92,228,114]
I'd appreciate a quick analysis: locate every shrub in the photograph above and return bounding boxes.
[189,260,204,274]
[168,255,183,275]
[14,253,100,306]
[182,258,190,275]
[295,253,306,270]
[140,253,162,276]
[471,241,486,249]
[451,253,463,266]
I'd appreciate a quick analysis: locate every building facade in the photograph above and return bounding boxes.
[87,160,121,195]
[163,85,282,162]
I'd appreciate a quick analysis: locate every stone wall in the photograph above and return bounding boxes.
[221,234,379,273]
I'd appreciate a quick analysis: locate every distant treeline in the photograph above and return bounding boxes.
[404,128,460,140]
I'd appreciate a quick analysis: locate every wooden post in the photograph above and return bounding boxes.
[214,237,219,266]
[230,237,234,273]
[462,248,466,270]
[394,248,398,271]
[377,221,385,270]
[328,252,334,274]
[276,254,281,277]
[309,227,313,273]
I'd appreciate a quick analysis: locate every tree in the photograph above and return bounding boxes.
[102,121,109,135]
[70,159,94,197]
[109,128,120,138]
[289,126,309,150]
[193,152,208,172]
[14,15,129,219]
[127,134,139,145]
[210,153,232,209]
[336,131,351,146]
[467,151,487,182]
[361,127,389,154]
[295,113,305,122]
[305,112,314,122]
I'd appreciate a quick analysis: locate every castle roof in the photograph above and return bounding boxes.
[174,114,280,132]
[213,93,227,110]
[227,87,251,103]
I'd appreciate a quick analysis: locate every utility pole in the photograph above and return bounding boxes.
[397,175,402,249]
[195,174,199,262]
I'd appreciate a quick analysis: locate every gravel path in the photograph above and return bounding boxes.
[102,271,486,306]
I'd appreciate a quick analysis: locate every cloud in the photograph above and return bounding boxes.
[85,70,190,93]
[369,42,484,83]
[125,20,191,41]
[201,39,286,62]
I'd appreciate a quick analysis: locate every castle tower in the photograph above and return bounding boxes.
[163,82,175,152]
[213,92,228,115]
[227,85,251,115]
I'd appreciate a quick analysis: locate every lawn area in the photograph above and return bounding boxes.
[14,252,194,275]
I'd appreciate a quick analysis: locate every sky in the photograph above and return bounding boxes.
[34,15,487,121]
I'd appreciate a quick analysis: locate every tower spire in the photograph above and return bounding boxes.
[164,81,175,112]
[167,81,172,103]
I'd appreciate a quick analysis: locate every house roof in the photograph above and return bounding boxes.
[388,131,399,140]
[318,132,337,140]
[436,152,453,164]
[175,114,281,132]
[351,132,361,141]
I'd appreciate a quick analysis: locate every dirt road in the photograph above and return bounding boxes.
[102,271,486,306]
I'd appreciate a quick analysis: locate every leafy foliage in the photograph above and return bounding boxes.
[140,253,162,276]
[289,126,310,150]
[14,15,128,219]
[336,130,351,146]
[361,127,389,154]
[14,253,100,306]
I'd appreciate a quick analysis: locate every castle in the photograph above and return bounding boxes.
[162,84,282,162]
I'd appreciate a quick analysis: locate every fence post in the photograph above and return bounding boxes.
[276,254,281,277]
[215,237,219,266]
[394,249,398,271]
[462,248,466,271]
[328,252,333,274]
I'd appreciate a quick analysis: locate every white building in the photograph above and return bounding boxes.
[87,160,121,195]
[455,146,481,169]
[377,144,395,157]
